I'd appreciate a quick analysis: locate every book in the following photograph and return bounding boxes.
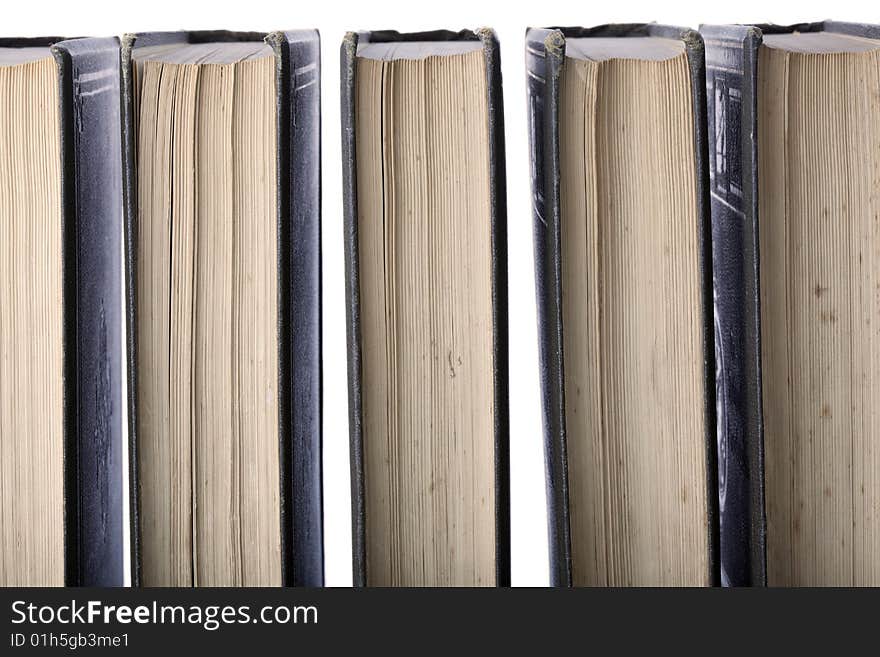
[341,28,510,586]
[122,29,323,587]
[526,25,719,586]
[702,21,880,586]
[0,36,124,586]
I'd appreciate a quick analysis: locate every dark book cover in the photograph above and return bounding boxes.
[700,19,880,587]
[120,29,323,587]
[525,24,719,587]
[340,28,510,587]
[0,35,126,586]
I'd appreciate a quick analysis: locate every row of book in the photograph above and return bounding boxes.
[1,21,877,587]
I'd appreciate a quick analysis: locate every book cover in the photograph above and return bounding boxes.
[120,29,323,587]
[341,28,510,586]
[526,24,719,587]
[0,35,125,586]
[701,19,880,587]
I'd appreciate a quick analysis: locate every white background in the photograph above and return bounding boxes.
[7,0,867,586]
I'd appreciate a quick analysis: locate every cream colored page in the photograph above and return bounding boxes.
[232,56,282,586]
[135,54,280,586]
[0,57,64,586]
[759,46,880,586]
[559,58,608,584]
[356,51,496,586]
[561,53,709,586]
[136,60,193,586]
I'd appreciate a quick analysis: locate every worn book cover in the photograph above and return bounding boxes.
[121,29,323,587]
[526,24,719,587]
[341,28,510,586]
[702,20,880,586]
[0,36,124,586]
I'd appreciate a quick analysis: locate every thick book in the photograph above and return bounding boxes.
[341,28,510,586]
[121,29,323,587]
[0,36,124,586]
[526,24,719,587]
[702,21,880,587]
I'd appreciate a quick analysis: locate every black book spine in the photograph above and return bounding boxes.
[683,28,722,589]
[119,31,143,588]
[267,29,324,588]
[53,37,125,587]
[701,24,767,588]
[340,28,510,586]
[525,28,572,588]
[340,30,365,586]
[480,28,511,589]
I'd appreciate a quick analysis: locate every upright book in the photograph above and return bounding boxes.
[341,28,510,586]
[122,29,323,587]
[702,21,880,586]
[0,36,124,586]
[526,24,719,586]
